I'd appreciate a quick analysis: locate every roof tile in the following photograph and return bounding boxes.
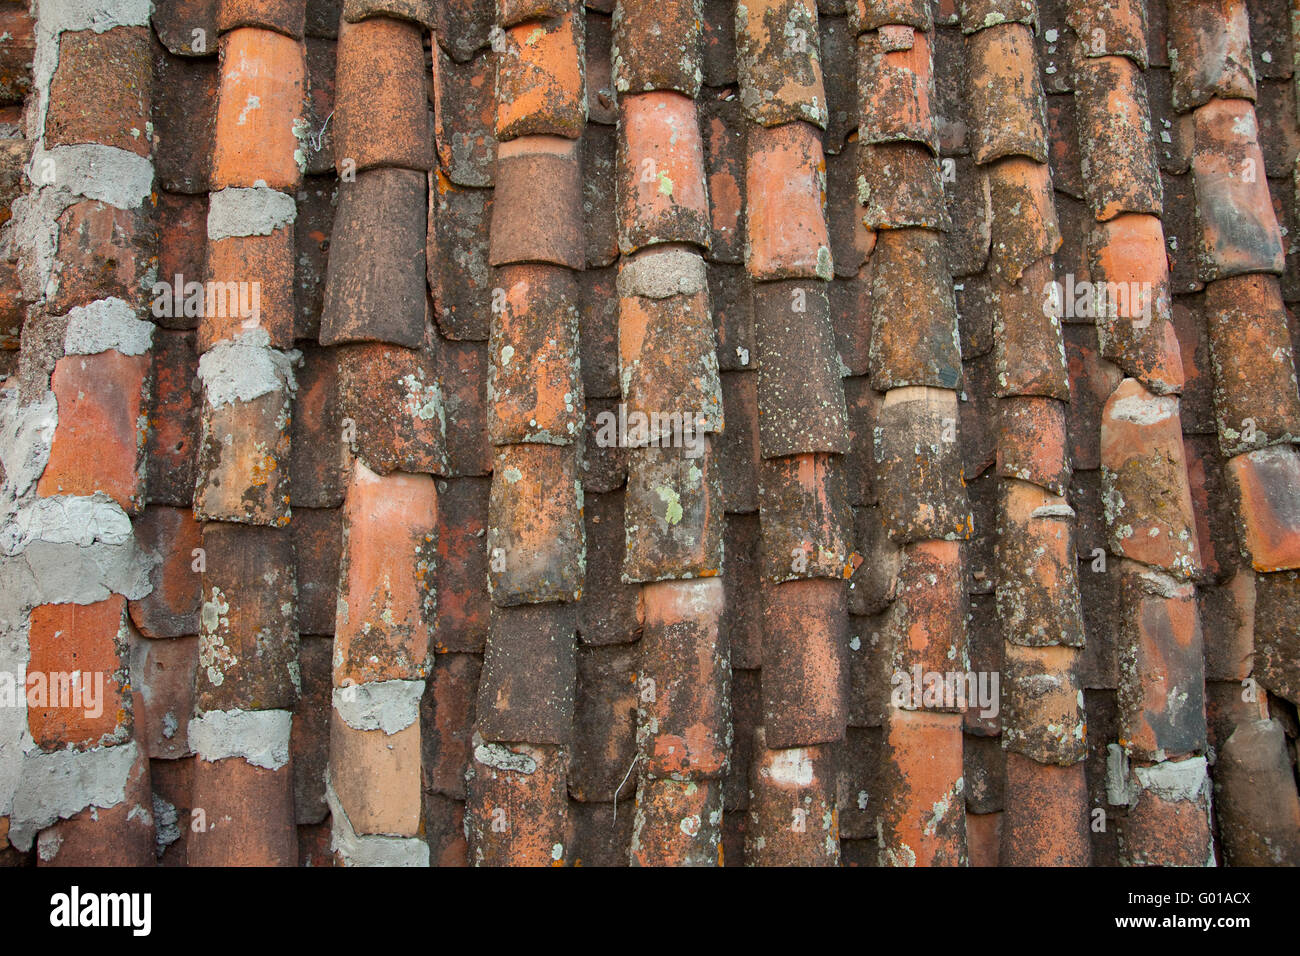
[843,377,881,506]
[334,461,437,683]
[874,386,973,541]
[858,141,950,229]
[761,578,848,745]
[709,262,756,370]
[868,228,962,390]
[489,135,585,267]
[943,156,992,276]
[488,442,585,602]
[637,578,730,778]
[432,476,491,652]
[831,267,873,374]
[1001,642,1086,763]
[430,174,494,339]
[1227,445,1300,572]
[146,329,200,506]
[1065,0,1148,69]
[848,0,932,33]
[986,157,1061,283]
[153,0,220,56]
[45,27,152,158]
[49,200,154,317]
[1254,569,1300,708]
[932,25,970,153]
[1099,377,1202,578]
[701,92,747,263]
[722,516,763,664]
[996,478,1085,646]
[735,0,828,129]
[585,10,618,124]
[858,28,936,152]
[211,28,306,190]
[1167,0,1256,113]
[717,370,760,511]
[578,490,642,641]
[746,730,840,864]
[336,341,448,474]
[129,505,203,638]
[579,267,620,395]
[219,0,308,36]
[1116,566,1207,759]
[342,0,435,28]
[568,643,638,798]
[196,522,299,710]
[1191,98,1284,281]
[293,177,336,340]
[1000,755,1090,864]
[288,345,347,508]
[828,145,873,277]
[436,0,494,61]
[966,23,1048,165]
[424,652,481,797]
[996,395,1070,495]
[153,52,217,194]
[701,0,737,85]
[477,602,578,743]
[1205,274,1300,456]
[437,340,493,475]
[754,278,850,455]
[744,121,833,279]
[40,352,149,513]
[433,47,498,187]
[629,776,722,864]
[622,441,724,580]
[465,740,570,865]
[583,124,619,266]
[958,0,1034,34]
[611,0,703,97]
[581,397,628,490]
[291,506,342,634]
[886,538,969,682]
[202,229,297,351]
[1076,56,1163,222]
[759,452,853,580]
[821,15,857,154]
[495,10,587,140]
[136,635,199,760]
[876,708,966,866]
[488,263,583,444]
[334,16,433,173]
[616,92,712,254]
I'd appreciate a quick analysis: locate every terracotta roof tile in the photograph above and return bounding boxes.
[997,395,1071,494]
[868,228,962,390]
[432,477,491,652]
[568,643,638,797]
[436,0,495,60]
[45,27,152,158]
[629,776,723,864]
[1000,754,1090,864]
[343,0,435,28]
[709,262,756,369]
[424,652,481,798]
[985,157,1061,283]
[580,397,628,489]
[1167,0,1256,112]
[291,505,342,633]
[585,11,619,123]
[203,229,297,350]
[943,156,992,275]
[746,730,840,864]
[717,370,760,509]
[701,92,746,262]
[436,339,493,474]
[145,329,200,505]
[433,46,497,187]
[153,52,217,194]
[745,121,833,278]
[858,28,937,152]
[966,24,1048,164]
[154,0,220,56]
[487,263,583,444]
[336,341,448,474]
[218,0,308,37]
[876,708,966,865]
[821,15,857,153]
[1065,0,1148,68]
[848,0,932,33]
[577,267,619,393]
[735,0,828,128]
[583,125,619,265]
[129,505,203,637]
[195,522,299,709]
[488,442,585,602]
[722,516,763,663]
[622,441,724,580]
[578,490,641,641]
[495,10,587,140]
[860,141,950,229]
[466,739,570,864]
[476,602,578,743]
[758,452,854,579]
[611,0,703,97]
[615,92,711,253]
[1227,445,1300,571]
[932,24,970,152]
[293,179,336,339]
[430,173,494,339]
[489,135,584,267]
[1191,97,1285,280]
[875,386,972,541]
[1075,56,1163,220]
[754,279,849,454]
[211,28,306,190]
[830,267,872,373]
[334,16,433,173]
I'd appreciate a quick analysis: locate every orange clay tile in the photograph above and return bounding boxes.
[211,27,306,190]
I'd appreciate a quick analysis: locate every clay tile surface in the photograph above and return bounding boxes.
[612,0,703,97]
[1167,0,1256,112]
[219,0,308,37]
[45,27,152,158]
[334,16,433,173]
[211,28,306,190]
[744,121,833,280]
[965,23,1048,165]
[490,136,585,267]
[495,10,587,140]
[735,0,828,129]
